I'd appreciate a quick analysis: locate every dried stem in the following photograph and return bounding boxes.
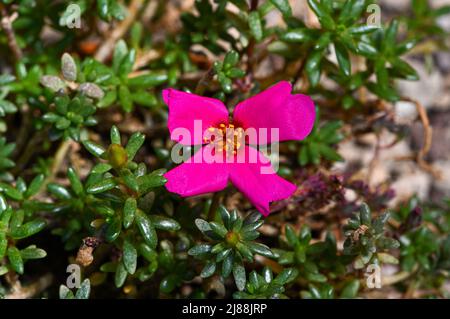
[195,67,215,95]
[51,140,73,177]
[11,131,46,175]
[17,138,73,197]
[4,271,22,295]
[398,97,441,178]
[5,273,53,299]
[1,6,32,161]
[381,267,417,286]
[367,132,381,186]
[293,53,309,88]
[35,139,73,197]
[94,0,144,63]
[133,49,162,71]
[0,7,22,61]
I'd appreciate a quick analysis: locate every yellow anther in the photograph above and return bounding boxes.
[204,123,244,156]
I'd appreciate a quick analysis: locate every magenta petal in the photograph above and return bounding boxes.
[163,88,229,145]
[164,145,229,197]
[229,146,297,216]
[233,81,315,143]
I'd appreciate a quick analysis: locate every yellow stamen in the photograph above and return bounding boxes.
[204,123,244,157]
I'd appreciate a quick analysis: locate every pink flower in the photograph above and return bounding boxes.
[162,81,315,216]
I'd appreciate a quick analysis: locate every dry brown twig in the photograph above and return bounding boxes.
[0,7,22,60]
[34,140,75,198]
[94,0,144,63]
[195,66,216,95]
[133,49,162,71]
[397,97,441,179]
[367,132,381,186]
[1,5,33,161]
[5,273,53,299]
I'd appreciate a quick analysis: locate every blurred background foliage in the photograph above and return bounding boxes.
[0,0,450,299]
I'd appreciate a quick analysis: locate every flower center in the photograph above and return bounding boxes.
[203,123,244,156]
[225,231,240,246]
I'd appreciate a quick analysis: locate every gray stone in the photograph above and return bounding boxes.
[430,160,450,200]
[395,101,418,122]
[397,59,444,109]
[379,0,410,11]
[436,52,450,74]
